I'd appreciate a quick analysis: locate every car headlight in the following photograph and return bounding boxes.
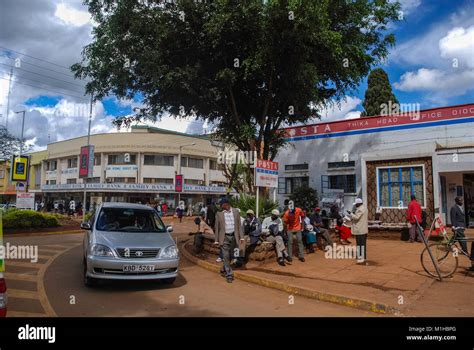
[160,245,178,259]
[91,244,114,257]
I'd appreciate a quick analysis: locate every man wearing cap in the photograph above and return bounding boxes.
[349,198,369,264]
[214,198,244,283]
[242,209,262,263]
[282,200,305,262]
[262,209,290,266]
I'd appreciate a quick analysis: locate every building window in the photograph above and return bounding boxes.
[143,178,174,184]
[46,180,56,185]
[326,174,356,193]
[108,154,137,165]
[46,160,57,171]
[94,155,101,166]
[144,155,174,166]
[278,176,309,194]
[285,163,309,171]
[209,159,224,171]
[377,166,425,208]
[67,179,77,184]
[0,169,4,179]
[328,161,355,169]
[106,177,136,183]
[67,158,78,169]
[34,166,41,187]
[181,157,204,169]
[86,177,100,183]
[185,179,205,185]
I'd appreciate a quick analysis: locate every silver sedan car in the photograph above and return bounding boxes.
[82,202,179,287]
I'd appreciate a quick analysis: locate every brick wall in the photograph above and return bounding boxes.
[366,157,434,226]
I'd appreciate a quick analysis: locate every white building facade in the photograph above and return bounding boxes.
[276,104,474,227]
[41,126,228,209]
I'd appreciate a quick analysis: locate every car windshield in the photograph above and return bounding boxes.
[95,208,167,233]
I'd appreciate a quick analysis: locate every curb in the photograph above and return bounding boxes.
[180,241,399,315]
[4,229,84,238]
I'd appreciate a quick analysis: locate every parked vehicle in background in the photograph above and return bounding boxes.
[0,273,6,317]
[82,202,179,287]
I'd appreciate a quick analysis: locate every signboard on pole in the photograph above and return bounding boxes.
[11,155,29,182]
[255,159,279,188]
[79,145,94,178]
[16,192,35,210]
[175,175,183,192]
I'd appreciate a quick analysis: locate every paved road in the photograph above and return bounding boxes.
[4,230,374,317]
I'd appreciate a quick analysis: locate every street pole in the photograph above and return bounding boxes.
[18,110,26,156]
[176,142,196,205]
[178,145,182,204]
[83,94,93,220]
[5,68,12,131]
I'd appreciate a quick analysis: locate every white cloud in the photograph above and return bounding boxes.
[439,26,474,69]
[54,3,93,27]
[394,68,474,97]
[319,96,362,121]
[397,0,421,15]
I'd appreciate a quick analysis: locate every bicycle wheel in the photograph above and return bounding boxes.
[420,242,458,278]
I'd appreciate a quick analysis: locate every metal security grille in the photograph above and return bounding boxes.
[116,248,160,259]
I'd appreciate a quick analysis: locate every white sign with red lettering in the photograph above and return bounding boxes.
[255,159,278,188]
[16,192,35,210]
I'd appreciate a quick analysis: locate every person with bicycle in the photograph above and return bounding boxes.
[450,196,474,272]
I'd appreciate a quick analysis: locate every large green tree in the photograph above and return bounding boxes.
[0,125,30,160]
[73,0,399,160]
[361,67,399,117]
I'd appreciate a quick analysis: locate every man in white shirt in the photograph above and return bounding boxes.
[262,209,291,266]
[214,198,244,283]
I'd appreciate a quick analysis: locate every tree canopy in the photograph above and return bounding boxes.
[0,125,30,161]
[361,67,399,117]
[73,0,400,160]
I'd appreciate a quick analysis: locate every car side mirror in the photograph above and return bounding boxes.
[81,222,91,230]
[166,225,173,233]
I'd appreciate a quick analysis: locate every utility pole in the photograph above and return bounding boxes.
[83,94,94,220]
[5,68,13,131]
[14,110,26,155]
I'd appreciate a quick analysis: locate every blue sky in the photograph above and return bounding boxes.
[1,0,473,148]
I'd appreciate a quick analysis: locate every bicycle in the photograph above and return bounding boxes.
[420,225,474,278]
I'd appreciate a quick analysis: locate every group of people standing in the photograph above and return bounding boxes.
[193,197,369,283]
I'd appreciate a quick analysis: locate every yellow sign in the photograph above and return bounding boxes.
[11,155,29,182]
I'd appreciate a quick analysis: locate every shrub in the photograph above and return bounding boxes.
[229,193,278,219]
[289,185,319,211]
[2,209,60,230]
[84,212,93,223]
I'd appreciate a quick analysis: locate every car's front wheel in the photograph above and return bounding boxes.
[83,258,98,287]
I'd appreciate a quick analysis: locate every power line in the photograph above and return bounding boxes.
[0,55,82,79]
[0,46,73,70]
[0,68,86,95]
[0,77,90,101]
[0,62,86,89]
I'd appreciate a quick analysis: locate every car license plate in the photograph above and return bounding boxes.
[123,265,155,272]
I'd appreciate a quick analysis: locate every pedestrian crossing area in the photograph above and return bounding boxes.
[4,242,81,317]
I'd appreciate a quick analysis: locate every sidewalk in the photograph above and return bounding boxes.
[182,237,474,316]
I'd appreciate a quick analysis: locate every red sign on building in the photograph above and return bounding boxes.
[79,145,94,178]
[175,174,183,192]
